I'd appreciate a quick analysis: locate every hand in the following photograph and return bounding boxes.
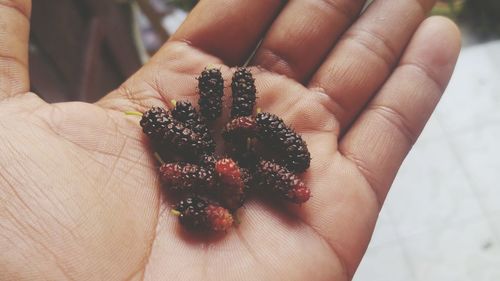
[0,1,460,280]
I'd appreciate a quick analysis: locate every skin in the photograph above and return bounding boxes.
[0,0,460,280]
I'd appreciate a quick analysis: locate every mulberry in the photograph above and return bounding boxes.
[222,117,259,168]
[222,116,257,144]
[231,67,256,118]
[256,112,311,173]
[140,107,212,158]
[215,158,252,210]
[140,107,171,142]
[226,142,259,169]
[137,69,314,235]
[256,160,311,204]
[198,68,224,120]
[172,101,215,153]
[173,196,233,232]
[199,154,217,170]
[198,154,217,183]
[159,163,215,192]
[162,119,212,158]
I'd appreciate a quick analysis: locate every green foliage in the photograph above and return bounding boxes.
[431,0,466,19]
[460,0,500,39]
[432,0,500,39]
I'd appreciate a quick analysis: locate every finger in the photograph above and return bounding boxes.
[309,0,437,132]
[170,0,284,66]
[0,0,31,99]
[251,0,366,82]
[339,16,461,205]
[295,17,460,278]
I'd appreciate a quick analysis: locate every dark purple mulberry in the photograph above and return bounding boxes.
[162,120,212,158]
[172,101,215,154]
[231,67,256,118]
[140,107,211,158]
[140,107,171,141]
[173,196,233,232]
[226,142,259,169]
[198,68,224,120]
[222,116,259,168]
[255,112,311,173]
[160,163,215,192]
[256,160,311,204]
[199,154,217,170]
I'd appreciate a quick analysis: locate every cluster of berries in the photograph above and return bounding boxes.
[138,67,311,233]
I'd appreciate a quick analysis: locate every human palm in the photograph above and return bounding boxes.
[0,1,460,280]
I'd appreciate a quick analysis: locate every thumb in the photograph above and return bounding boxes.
[0,0,31,99]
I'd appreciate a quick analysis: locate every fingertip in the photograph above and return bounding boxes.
[423,15,462,52]
[417,16,461,59]
[401,16,462,91]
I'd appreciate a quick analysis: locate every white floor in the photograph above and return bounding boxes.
[353,40,500,281]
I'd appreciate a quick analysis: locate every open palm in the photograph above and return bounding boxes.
[0,1,460,280]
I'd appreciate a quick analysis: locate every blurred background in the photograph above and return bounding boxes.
[28,1,500,280]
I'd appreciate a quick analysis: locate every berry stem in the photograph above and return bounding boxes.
[124,111,143,116]
[243,40,261,67]
[170,99,177,108]
[233,211,242,226]
[171,209,181,216]
[154,152,166,165]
